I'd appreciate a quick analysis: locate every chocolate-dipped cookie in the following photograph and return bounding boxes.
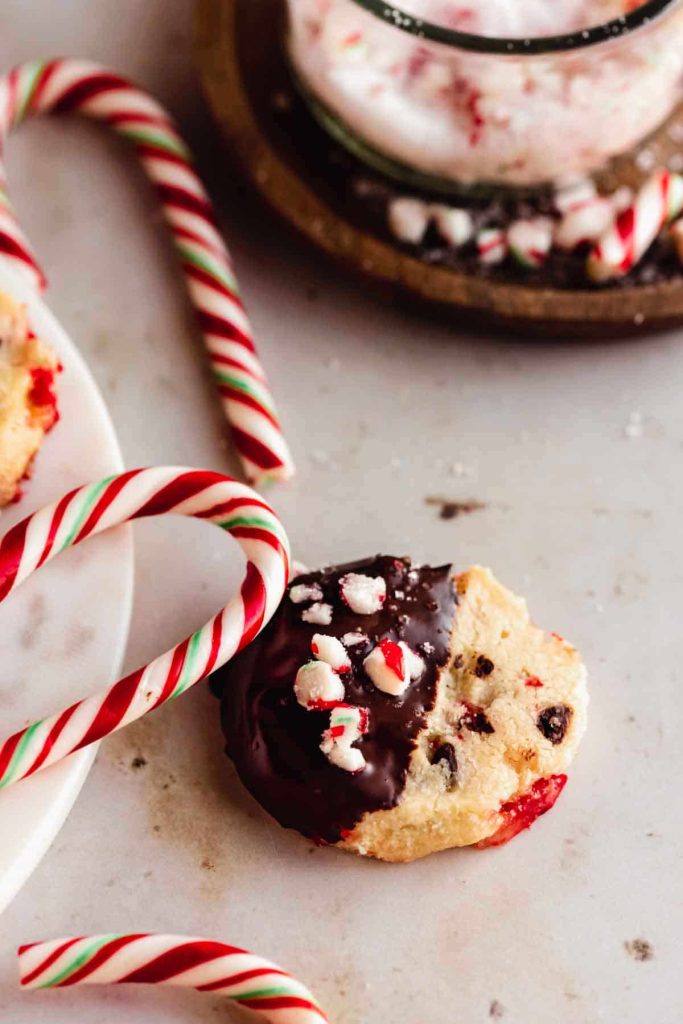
[213,556,588,862]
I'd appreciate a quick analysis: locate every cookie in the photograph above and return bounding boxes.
[0,292,59,507]
[214,556,588,862]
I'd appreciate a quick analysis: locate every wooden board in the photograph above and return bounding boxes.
[194,0,683,338]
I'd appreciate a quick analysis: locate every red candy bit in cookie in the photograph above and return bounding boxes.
[476,774,568,849]
[525,676,544,688]
[28,366,60,429]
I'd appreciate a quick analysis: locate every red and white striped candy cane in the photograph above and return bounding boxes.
[19,933,328,1024]
[587,169,683,282]
[0,58,294,484]
[0,467,290,790]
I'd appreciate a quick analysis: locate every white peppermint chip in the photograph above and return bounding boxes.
[311,633,351,672]
[364,641,408,696]
[320,706,367,773]
[364,640,423,696]
[294,661,345,709]
[477,227,507,266]
[388,197,429,245]
[342,631,369,647]
[339,573,386,615]
[553,178,597,214]
[554,198,614,250]
[430,205,474,248]
[301,602,333,625]
[404,645,425,681]
[289,582,323,604]
[325,744,366,773]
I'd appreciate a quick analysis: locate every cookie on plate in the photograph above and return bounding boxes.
[214,555,588,862]
[0,292,60,507]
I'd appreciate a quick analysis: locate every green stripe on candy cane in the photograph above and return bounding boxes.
[0,466,290,791]
[0,57,294,484]
[19,932,330,1023]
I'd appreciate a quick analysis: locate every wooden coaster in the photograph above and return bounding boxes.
[194,0,683,338]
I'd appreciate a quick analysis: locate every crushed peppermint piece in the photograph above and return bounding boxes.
[342,631,369,647]
[388,196,429,245]
[476,227,507,266]
[554,178,597,214]
[430,204,473,248]
[321,705,368,773]
[420,640,435,654]
[289,582,323,604]
[339,573,386,615]
[301,602,333,625]
[311,633,351,672]
[364,639,424,696]
[294,661,345,709]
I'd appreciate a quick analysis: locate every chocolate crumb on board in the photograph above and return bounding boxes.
[426,497,487,521]
[624,938,654,962]
[489,1000,505,1018]
[131,756,147,769]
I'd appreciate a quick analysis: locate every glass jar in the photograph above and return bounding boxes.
[284,0,683,192]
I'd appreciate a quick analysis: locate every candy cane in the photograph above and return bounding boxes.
[587,169,683,282]
[0,467,289,790]
[19,933,328,1024]
[0,58,294,484]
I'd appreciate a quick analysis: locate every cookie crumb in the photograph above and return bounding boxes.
[131,756,147,769]
[624,938,654,962]
[489,1000,505,1018]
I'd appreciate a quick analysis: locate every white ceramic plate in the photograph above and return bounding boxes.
[0,263,133,914]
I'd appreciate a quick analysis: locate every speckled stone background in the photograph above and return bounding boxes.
[1,2,682,1022]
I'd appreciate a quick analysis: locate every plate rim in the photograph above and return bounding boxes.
[0,262,134,914]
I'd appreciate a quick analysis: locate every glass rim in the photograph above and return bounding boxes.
[348,0,680,54]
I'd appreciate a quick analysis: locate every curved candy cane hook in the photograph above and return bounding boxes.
[0,58,294,484]
[0,466,290,790]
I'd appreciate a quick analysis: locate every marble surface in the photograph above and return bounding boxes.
[1,2,683,1022]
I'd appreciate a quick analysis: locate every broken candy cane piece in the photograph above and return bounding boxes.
[311,633,352,672]
[301,602,333,625]
[508,217,553,268]
[476,227,507,266]
[339,573,386,615]
[294,661,345,709]
[289,581,323,604]
[363,639,424,696]
[587,169,683,281]
[388,197,429,244]
[553,178,597,215]
[555,197,615,250]
[430,205,474,247]
[321,705,369,773]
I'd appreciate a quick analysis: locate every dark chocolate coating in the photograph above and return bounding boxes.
[213,556,456,844]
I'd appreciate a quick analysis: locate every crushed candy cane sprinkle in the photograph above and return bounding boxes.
[339,573,386,615]
[364,639,425,697]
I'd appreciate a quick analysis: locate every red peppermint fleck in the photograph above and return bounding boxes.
[551,632,565,642]
[342,31,363,47]
[475,774,568,849]
[330,725,345,739]
[525,676,544,688]
[379,638,405,679]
